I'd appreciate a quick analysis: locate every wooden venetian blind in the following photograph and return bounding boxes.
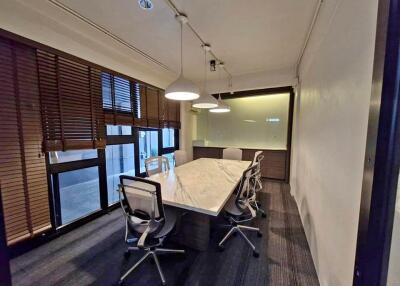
[101,72,181,129]
[146,87,160,128]
[166,96,181,129]
[0,37,51,245]
[37,50,105,151]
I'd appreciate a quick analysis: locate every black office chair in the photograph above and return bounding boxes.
[118,175,185,285]
[218,164,262,257]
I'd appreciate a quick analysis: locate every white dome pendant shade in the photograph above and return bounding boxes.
[165,14,200,101]
[192,93,218,108]
[209,94,231,113]
[165,74,200,100]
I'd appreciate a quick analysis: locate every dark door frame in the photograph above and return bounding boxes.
[353,0,400,285]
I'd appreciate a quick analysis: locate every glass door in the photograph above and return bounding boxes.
[138,129,159,174]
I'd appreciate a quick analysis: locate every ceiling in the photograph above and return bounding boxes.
[51,0,318,84]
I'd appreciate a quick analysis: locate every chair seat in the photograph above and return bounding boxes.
[128,207,178,240]
[224,195,247,217]
[154,207,178,238]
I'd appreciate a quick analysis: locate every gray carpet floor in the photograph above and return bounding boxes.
[10,181,319,286]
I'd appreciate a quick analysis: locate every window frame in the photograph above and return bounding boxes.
[47,151,105,228]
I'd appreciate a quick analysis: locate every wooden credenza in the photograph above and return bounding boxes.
[193,146,288,182]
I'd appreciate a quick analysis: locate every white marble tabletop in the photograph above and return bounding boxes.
[147,158,251,216]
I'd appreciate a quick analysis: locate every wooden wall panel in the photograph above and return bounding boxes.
[193,146,288,181]
[193,146,223,160]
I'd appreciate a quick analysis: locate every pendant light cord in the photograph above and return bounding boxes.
[203,49,207,92]
[218,63,222,101]
[180,21,183,75]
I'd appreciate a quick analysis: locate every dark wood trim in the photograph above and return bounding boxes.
[212,86,293,100]
[353,0,400,285]
[0,184,12,286]
[48,158,99,174]
[45,153,57,230]
[98,149,108,210]
[286,88,295,183]
[0,28,162,91]
[107,135,135,145]
[52,173,62,227]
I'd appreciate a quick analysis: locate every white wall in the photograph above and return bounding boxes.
[179,102,194,160]
[290,0,378,285]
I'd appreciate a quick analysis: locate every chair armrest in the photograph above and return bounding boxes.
[137,220,158,248]
[138,225,151,248]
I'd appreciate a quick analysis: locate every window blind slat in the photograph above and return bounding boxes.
[37,50,106,151]
[0,37,51,246]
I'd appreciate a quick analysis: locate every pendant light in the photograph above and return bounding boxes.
[209,62,231,113]
[192,44,218,108]
[165,14,200,101]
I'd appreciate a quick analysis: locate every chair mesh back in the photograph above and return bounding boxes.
[174,150,188,167]
[120,176,164,220]
[145,156,170,176]
[223,148,243,160]
[236,164,258,203]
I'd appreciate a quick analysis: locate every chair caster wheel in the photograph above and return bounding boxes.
[257,231,263,237]
[261,213,267,218]
[123,251,131,259]
[218,245,225,252]
[253,251,259,258]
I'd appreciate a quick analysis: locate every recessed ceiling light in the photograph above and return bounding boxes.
[266,118,280,123]
[138,0,153,10]
[244,119,256,123]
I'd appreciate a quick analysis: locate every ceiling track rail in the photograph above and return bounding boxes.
[295,0,323,78]
[48,0,172,71]
[164,0,233,80]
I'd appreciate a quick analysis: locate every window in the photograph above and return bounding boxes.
[114,76,131,111]
[106,144,135,205]
[49,149,98,164]
[106,125,132,136]
[48,149,101,226]
[138,130,159,173]
[162,128,175,148]
[58,166,101,224]
[163,152,174,167]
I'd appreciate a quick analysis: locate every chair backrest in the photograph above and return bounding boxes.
[223,148,242,160]
[145,156,170,177]
[174,150,188,167]
[119,175,165,221]
[235,164,259,204]
[252,151,263,165]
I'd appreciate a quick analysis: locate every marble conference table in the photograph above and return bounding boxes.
[135,158,251,250]
[148,157,251,216]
